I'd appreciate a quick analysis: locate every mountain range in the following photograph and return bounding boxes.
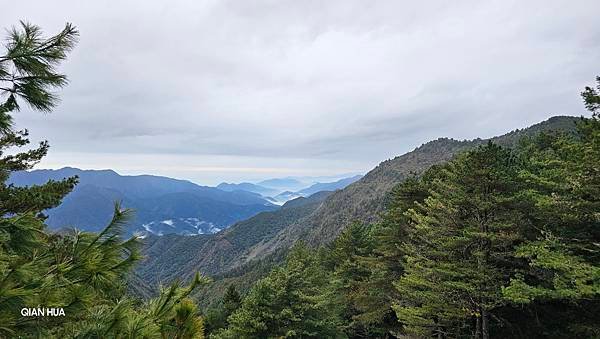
[10,168,362,236]
[9,168,278,235]
[218,175,363,204]
[216,182,280,198]
[137,191,333,287]
[132,116,580,305]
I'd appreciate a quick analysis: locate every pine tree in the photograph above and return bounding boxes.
[204,284,242,335]
[0,22,210,338]
[58,272,210,338]
[501,78,600,336]
[394,143,530,338]
[0,21,81,337]
[221,285,241,318]
[351,176,431,337]
[326,222,379,337]
[213,244,344,338]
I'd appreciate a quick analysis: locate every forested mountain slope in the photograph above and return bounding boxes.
[137,116,579,293]
[136,191,333,285]
[240,116,579,263]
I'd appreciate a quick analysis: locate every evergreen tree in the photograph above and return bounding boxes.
[350,176,431,338]
[394,143,530,338]
[0,20,81,336]
[501,78,600,336]
[56,272,209,338]
[203,284,241,335]
[221,285,241,318]
[326,222,381,337]
[213,244,345,338]
[0,22,210,338]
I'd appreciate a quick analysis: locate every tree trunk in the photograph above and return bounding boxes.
[482,309,489,339]
[434,318,443,339]
[475,312,482,338]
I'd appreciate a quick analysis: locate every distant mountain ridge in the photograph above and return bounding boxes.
[9,168,277,235]
[216,182,280,198]
[217,175,364,205]
[296,175,363,196]
[256,178,305,191]
[260,116,581,254]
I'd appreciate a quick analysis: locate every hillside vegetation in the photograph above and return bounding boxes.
[205,108,599,337]
[136,191,333,286]
[143,116,579,287]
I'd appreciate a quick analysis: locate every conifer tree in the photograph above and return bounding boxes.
[0,22,210,338]
[221,285,241,318]
[501,78,600,334]
[213,244,344,338]
[326,222,379,337]
[394,143,529,338]
[351,176,431,337]
[0,20,81,336]
[204,284,242,335]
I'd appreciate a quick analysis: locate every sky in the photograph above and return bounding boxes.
[2,0,599,185]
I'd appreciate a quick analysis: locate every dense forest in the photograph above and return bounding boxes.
[1,23,599,338]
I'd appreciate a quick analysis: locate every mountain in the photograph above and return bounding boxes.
[9,168,277,235]
[271,191,302,204]
[256,178,306,192]
[240,175,364,205]
[247,116,580,259]
[296,175,363,196]
[134,116,580,300]
[216,182,279,197]
[136,191,334,286]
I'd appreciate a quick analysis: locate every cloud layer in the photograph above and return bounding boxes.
[3,1,599,184]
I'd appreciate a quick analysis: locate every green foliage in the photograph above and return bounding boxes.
[582,76,600,114]
[222,284,241,316]
[213,244,345,338]
[56,274,209,338]
[203,285,242,336]
[0,21,78,133]
[503,234,600,303]
[325,222,381,337]
[332,176,432,337]
[0,22,209,338]
[501,78,600,308]
[392,143,529,338]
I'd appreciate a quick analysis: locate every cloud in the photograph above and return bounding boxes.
[2,0,599,184]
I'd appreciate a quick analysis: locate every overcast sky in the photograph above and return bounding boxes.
[2,1,599,185]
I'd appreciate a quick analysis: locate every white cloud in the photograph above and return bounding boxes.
[2,0,599,184]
